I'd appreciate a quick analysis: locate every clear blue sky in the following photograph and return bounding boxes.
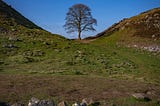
[4,0,160,39]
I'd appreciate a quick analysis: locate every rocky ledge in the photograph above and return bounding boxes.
[1,97,99,106]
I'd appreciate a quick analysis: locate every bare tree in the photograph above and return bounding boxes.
[64,4,97,40]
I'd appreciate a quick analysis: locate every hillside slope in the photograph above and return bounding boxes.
[0,1,160,105]
[0,0,41,30]
[86,8,160,50]
[0,0,69,69]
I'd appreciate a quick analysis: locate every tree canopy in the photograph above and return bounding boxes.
[64,4,97,40]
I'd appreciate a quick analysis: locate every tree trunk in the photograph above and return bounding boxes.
[78,31,81,40]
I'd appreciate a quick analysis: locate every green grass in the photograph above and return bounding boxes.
[91,32,160,83]
[101,97,160,106]
[0,3,160,105]
[1,29,160,83]
[1,31,160,105]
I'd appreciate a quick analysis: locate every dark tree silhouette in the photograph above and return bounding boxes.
[64,4,97,40]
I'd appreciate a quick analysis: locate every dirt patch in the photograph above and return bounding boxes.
[74,39,96,43]
[0,74,160,104]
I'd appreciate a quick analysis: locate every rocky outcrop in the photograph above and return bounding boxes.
[5,97,100,106]
[127,44,160,53]
[81,98,94,106]
[28,97,55,106]
[132,93,151,101]
[57,101,68,106]
[72,102,81,106]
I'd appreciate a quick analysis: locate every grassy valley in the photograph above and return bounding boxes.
[0,1,160,105]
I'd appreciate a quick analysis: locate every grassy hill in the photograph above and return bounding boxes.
[86,8,160,47]
[0,1,160,105]
[0,0,41,29]
[0,0,70,73]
